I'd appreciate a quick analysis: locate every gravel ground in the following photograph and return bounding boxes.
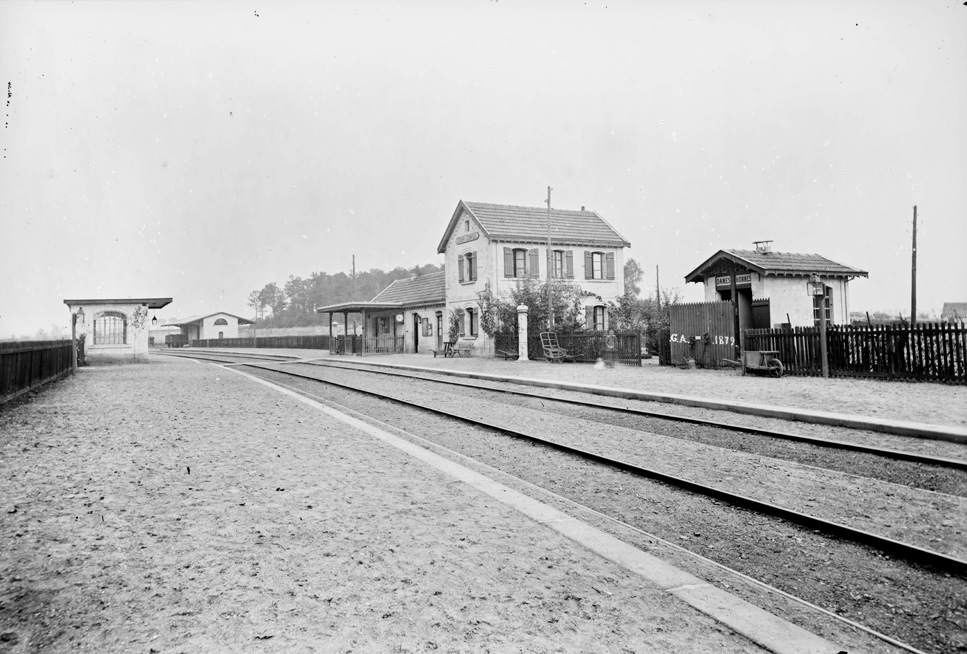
[250,364,966,654]
[276,362,967,560]
[0,360,774,654]
[209,349,967,428]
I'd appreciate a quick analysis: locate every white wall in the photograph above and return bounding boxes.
[67,302,151,363]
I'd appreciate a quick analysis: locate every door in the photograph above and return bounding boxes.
[436,312,443,350]
[413,314,420,354]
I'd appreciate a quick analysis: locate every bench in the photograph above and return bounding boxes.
[495,349,519,360]
[452,345,472,357]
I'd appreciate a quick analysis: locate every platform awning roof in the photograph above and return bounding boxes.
[63,297,173,309]
[315,301,403,314]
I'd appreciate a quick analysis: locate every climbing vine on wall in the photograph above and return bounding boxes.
[131,306,149,332]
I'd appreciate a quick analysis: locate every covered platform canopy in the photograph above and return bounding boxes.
[316,272,446,355]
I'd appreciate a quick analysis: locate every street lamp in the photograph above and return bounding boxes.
[71,307,85,373]
[807,274,829,378]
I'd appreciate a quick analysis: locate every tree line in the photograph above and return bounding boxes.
[247,263,443,328]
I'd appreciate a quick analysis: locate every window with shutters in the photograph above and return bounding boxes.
[466,307,478,336]
[551,249,573,279]
[459,251,477,284]
[93,311,127,345]
[584,251,615,280]
[504,247,528,278]
[584,305,607,331]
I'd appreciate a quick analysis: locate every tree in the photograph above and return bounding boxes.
[623,258,644,297]
[477,278,593,337]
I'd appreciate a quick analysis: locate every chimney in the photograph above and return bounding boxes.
[580,205,585,211]
[753,240,773,254]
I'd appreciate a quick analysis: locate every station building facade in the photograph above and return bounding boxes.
[684,242,868,330]
[63,297,173,364]
[317,200,630,355]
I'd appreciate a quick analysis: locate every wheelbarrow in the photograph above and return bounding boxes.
[742,350,784,377]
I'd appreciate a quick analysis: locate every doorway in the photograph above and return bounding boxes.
[412,314,420,353]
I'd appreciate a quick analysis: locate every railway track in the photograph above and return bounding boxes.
[157,350,966,472]
[158,350,967,653]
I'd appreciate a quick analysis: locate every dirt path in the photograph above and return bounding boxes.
[1,360,768,653]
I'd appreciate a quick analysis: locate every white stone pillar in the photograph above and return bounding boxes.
[517,304,529,362]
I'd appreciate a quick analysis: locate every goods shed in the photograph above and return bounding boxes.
[166,312,254,341]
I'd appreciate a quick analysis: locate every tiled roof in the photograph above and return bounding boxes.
[685,249,868,283]
[437,201,630,253]
[372,271,446,307]
[165,312,253,326]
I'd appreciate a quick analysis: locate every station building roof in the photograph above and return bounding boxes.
[63,297,173,309]
[316,272,445,314]
[437,200,630,254]
[685,249,868,284]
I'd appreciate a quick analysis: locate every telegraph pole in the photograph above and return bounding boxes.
[911,206,917,326]
[655,265,660,309]
[546,186,553,329]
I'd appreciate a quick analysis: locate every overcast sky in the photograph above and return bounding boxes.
[1,0,964,338]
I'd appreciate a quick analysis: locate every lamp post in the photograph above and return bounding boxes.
[808,273,829,378]
[71,307,85,373]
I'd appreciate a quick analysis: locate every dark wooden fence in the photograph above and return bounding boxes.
[494,331,641,366]
[745,323,966,383]
[190,335,330,349]
[1,340,74,404]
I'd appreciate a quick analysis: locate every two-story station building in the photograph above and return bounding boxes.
[318,199,630,356]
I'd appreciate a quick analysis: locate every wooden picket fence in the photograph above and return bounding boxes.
[190,335,330,349]
[745,323,967,383]
[0,340,74,404]
[494,331,641,366]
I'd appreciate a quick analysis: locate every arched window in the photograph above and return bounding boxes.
[213,318,228,325]
[94,311,127,345]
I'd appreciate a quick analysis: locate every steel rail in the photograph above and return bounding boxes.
[288,359,967,472]
[243,360,967,578]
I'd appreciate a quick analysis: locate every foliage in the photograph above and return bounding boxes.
[607,286,683,351]
[247,263,444,328]
[623,258,644,297]
[477,278,594,335]
[447,309,462,341]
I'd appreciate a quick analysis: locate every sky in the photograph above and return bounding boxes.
[1,0,964,338]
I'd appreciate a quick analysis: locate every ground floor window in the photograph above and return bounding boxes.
[585,305,606,331]
[94,311,127,345]
[466,308,477,336]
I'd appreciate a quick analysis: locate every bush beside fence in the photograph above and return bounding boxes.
[745,323,966,383]
[0,340,74,404]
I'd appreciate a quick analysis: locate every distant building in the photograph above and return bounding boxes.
[63,297,173,363]
[941,303,967,325]
[684,241,867,330]
[166,312,254,341]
